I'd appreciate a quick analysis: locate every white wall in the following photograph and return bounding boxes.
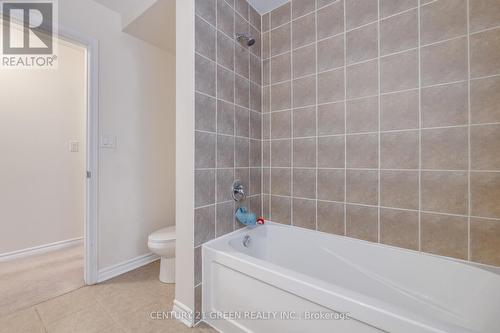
[174,0,195,313]
[0,39,86,254]
[58,0,176,270]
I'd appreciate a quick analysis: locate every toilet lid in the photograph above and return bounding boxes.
[149,226,176,242]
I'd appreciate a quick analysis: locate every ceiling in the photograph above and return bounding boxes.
[247,0,289,14]
[93,0,175,54]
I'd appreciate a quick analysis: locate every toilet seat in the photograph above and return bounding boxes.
[148,226,176,245]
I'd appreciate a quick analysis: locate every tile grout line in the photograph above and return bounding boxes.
[290,2,294,227]
[269,10,273,222]
[315,0,319,232]
[417,0,422,252]
[377,0,381,243]
[467,0,472,261]
[343,0,347,236]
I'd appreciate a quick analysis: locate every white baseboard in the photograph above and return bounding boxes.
[97,252,159,283]
[172,299,194,327]
[0,238,84,262]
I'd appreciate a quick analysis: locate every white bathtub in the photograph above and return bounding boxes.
[202,222,500,333]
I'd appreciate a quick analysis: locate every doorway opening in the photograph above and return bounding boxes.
[0,30,98,317]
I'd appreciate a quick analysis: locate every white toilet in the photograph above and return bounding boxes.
[148,226,176,283]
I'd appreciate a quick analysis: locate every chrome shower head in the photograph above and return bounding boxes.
[236,33,255,47]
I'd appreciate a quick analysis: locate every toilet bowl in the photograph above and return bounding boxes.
[148,226,176,283]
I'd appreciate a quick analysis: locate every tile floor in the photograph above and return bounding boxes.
[0,261,216,333]
[0,244,84,318]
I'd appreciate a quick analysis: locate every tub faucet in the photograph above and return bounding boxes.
[243,235,251,248]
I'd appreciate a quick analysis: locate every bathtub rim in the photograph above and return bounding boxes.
[202,222,492,333]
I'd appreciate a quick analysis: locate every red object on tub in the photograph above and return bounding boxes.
[257,218,265,225]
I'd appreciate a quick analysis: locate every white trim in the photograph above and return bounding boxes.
[97,253,159,283]
[172,299,195,327]
[56,26,100,286]
[0,238,83,263]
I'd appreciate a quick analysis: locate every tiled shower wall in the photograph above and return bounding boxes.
[261,0,500,267]
[193,0,262,317]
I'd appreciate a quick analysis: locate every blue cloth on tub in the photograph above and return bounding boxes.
[235,207,257,227]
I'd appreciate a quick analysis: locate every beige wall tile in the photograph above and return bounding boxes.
[271,81,292,111]
[318,102,345,135]
[421,37,468,86]
[293,75,317,108]
[421,82,468,127]
[380,49,419,93]
[471,172,500,219]
[380,90,419,131]
[317,1,345,39]
[470,218,500,266]
[194,205,215,246]
[271,2,291,29]
[421,127,468,170]
[293,106,317,137]
[380,171,419,210]
[271,52,291,84]
[380,0,417,18]
[347,23,378,64]
[293,138,316,167]
[271,168,292,196]
[318,35,345,72]
[235,0,249,20]
[271,110,292,139]
[469,0,500,33]
[318,201,345,235]
[293,168,316,199]
[235,75,250,108]
[195,131,216,168]
[195,16,216,61]
[271,23,291,57]
[293,44,316,78]
[347,60,378,99]
[195,54,216,96]
[380,131,419,169]
[380,9,418,55]
[346,96,379,133]
[380,208,419,250]
[271,196,292,224]
[262,32,270,60]
[206,179,226,207]
[345,0,378,30]
[235,137,249,167]
[318,169,345,201]
[420,0,467,45]
[346,170,379,205]
[293,198,317,229]
[217,202,235,236]
[196,0,216,26]
[346,204,379,242]
[471,124,500,170]
[346,133,379,168]
[421,213,468,260]
[217,169,235,203]
[195,93,217,132]
[318,68,345,103]
[292,0,316,19]
[471,27,500,79]
[318,136,345,168]
[471,76,500,124]
[292,13,316,49]
[271,139,292,167]
[217,66,235,102]
[421,171,468,215]
[217,31,235,70]
[217,0,234,37]
[217,135,234,168]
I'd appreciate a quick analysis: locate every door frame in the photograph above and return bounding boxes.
[58,26,99,285]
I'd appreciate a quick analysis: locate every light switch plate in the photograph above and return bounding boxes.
[101,136,117,149]
[69,141,79,152]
